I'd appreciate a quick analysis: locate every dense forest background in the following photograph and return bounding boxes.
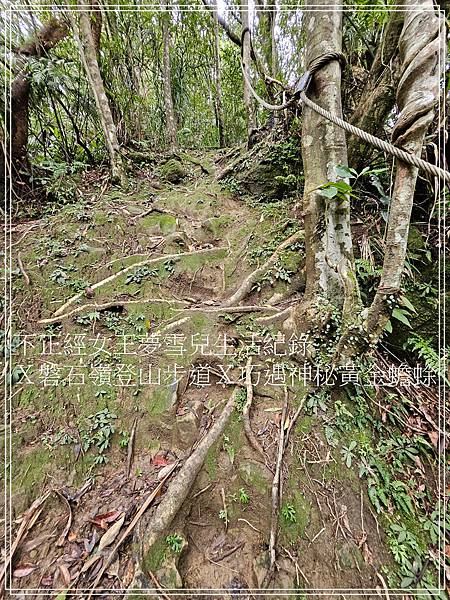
[1,0,449,598]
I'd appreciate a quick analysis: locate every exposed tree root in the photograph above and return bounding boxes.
[255,306,292,325]
[222,230,303,308]
[175,304,279,314]
[50,246,227,318]
[38,298,190,325]
[140,389,238,564]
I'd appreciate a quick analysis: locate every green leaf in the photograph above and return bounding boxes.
[336,165,356,179]
[399,295,416,314]
[400,576,415,588]
[384,320,393,334]
[392,308,412,328]
[319,186,338,199]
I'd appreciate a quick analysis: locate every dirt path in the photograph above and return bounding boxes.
[5,152,393,596]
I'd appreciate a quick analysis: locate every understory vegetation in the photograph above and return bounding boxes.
[1,0,448,597]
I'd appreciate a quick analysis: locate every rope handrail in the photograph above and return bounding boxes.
[239,30,450,185]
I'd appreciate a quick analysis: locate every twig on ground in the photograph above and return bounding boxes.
[220,487,229,531]
[281,545,310,585]
[193,483,213,498]
[376,571,391,600]
[237,518,260,533]
[147,569,172,600]
[17,252,30,285]
[126,418,138,478]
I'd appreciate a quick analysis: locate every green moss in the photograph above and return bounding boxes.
[279,490,311,543]
[144,537,167,572]
[205,441,220,479]
[156,159,187,183]
[294,415,314,436]
[140,213,177,234]
[145,386,175,418]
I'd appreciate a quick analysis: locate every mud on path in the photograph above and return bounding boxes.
[4,151,397,597]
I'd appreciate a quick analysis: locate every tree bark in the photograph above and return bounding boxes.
[297,0,359,324]
[213,3,226,148]
[75,4,127,186]
[161,1,178,151]
[241,0,256,143]
[90,0,102,59]
[366,0,444,339]
[10,19,68,180]
[348,11,404,171]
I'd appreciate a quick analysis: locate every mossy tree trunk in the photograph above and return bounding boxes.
[366,0,444,339]
[75,3,127,186]
[298,0,359,324]
[241,0,256,143]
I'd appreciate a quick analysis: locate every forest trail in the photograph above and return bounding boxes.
[7,151,395,597]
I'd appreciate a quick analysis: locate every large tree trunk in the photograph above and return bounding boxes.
[90,0,102,58]
[366,0,444,338]
[161,1,178,151]
[10,19,68,181]
[241,0,255,144]
[213,3,226,148]
[296,0,359,325]
[348,11,404,171]
[75,4,127,186]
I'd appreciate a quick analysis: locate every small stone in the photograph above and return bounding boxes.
[252,550,269,587]
[338,540,364,570]
[238,459,271,495]
[156,159,187,184]
[175,400,203,449]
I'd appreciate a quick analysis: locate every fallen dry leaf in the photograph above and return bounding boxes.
[428,431,439,448]
[90,510,122,530]
[98,513,125,552]
[68,531,77,542]
[152,452,171,467]
[80,554,101,574]
[58,563,71,586]
[13,565,36,578]
[40,574,53,586]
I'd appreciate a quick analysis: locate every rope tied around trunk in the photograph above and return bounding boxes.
[240,30,450,184]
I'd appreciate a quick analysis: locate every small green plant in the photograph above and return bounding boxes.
[75,311,100,326]
[218,509,229,526]
[281,503,297,523]
[234,388,247,416]
[404,334,449,384]
[126,266,158,285]
[341,440,357,468]
[166,533,184,553]
[119,430,130,449]
[78,408,117,468]
[49,265,74,285]
[238,488,250,505]
[223,435,235,465]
